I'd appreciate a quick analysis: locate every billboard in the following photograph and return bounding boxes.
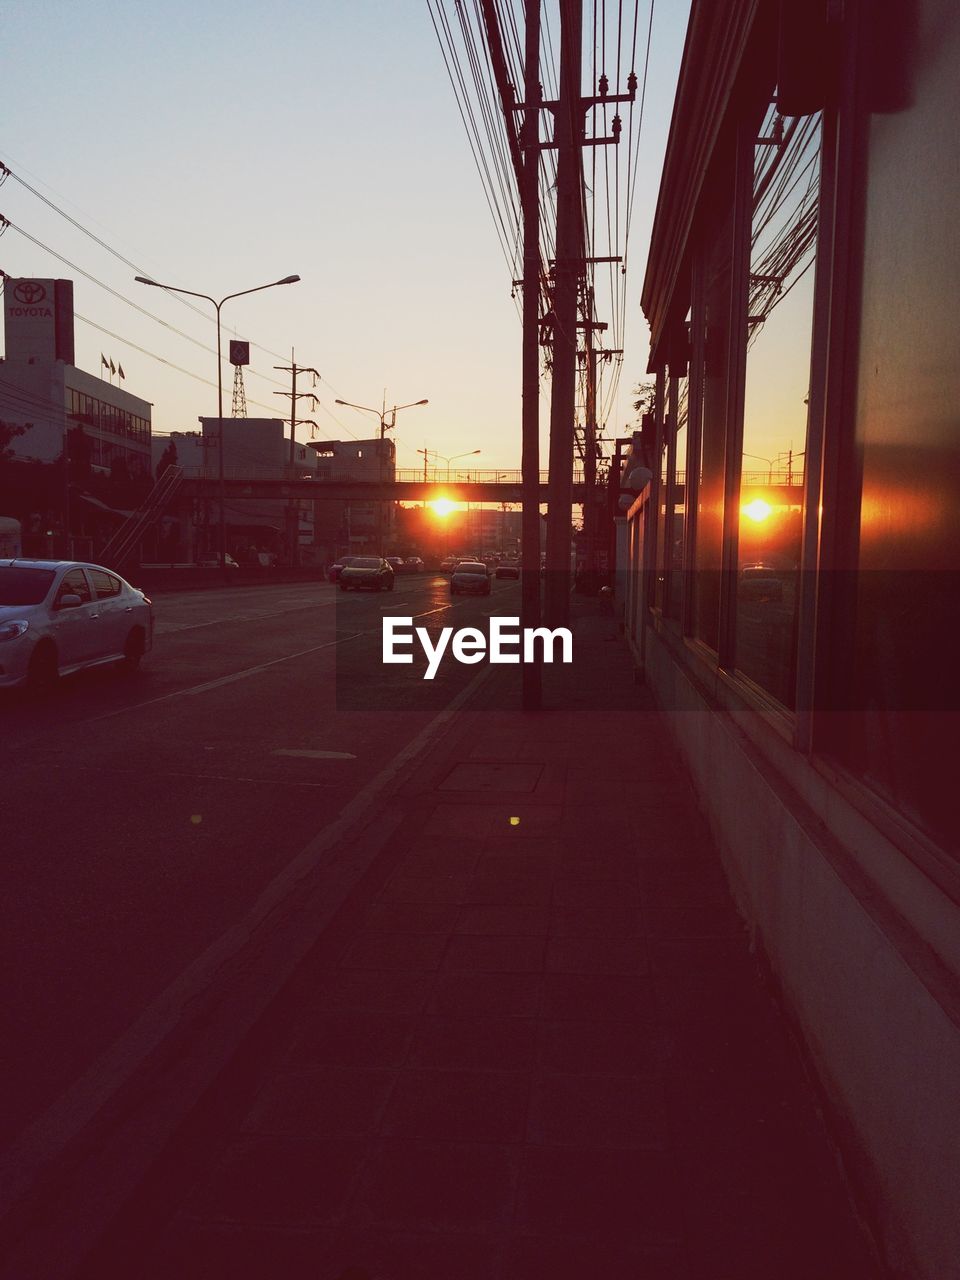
[3,278,74,364]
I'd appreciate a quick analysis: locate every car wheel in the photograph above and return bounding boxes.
[27,640,59,693]
[120,627,146,673]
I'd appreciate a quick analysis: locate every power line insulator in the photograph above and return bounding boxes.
[612,114,622,141]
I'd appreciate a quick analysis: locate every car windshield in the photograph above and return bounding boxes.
[351,557,382,569]
[456,563,486,573]
[0,566,57,605]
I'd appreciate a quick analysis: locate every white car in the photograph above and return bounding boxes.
[0,559,153,690]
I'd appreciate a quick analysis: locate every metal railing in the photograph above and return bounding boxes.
[179,465,586,485]
[98,464,184,573]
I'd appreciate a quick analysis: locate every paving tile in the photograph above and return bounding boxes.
[419,805,498,837]
[455,904,550,936]
[643,904,746,938]
[339,932,449,971]
[539,1019,671,1076]
[429,971,541,1018]
[351,1140,519,1231]
[545,935,648,975]
[398,848,483,878]
[648,937,754,974]
[321,1229,499,1280]
[361,902,460,934]
[464,871,553,906]
[188,1138,366,1226]
[442,934,546,973]
[677,1144,882,1279]
[288,1011,415,1069]
[144,1223,335,1280]
[516,1146,683,1244]
[553,877,641,907]
[243,1068,396,1139]
[550,903,644,937]
[527,1072,668,1149]
[311,970,433,1014]
[501,1236,690,1280]
[557,853,641,882]
[380,1069,529,1141]
[542,972,657,1021]
[377,873,471,904]
[405,1016,538,1072]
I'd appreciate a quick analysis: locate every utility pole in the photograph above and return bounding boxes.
[543,0,584,626]
[274,350,320,566]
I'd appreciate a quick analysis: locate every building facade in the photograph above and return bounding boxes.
[308,437,397,557]
[625,3,960,1276]
[1,276,152,557]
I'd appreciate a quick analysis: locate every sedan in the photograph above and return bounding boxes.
[450,561,492,596]
[327,556,357,583]
[339,557,396,592]
[0,559,153,691]
[495,562,521,579]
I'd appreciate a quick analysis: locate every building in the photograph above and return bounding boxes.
[149,418,317,564]
[307,437,396,557]
[0,276,152,555]
[624,4,960,1277]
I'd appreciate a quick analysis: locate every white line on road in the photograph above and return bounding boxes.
[272,749,357,760]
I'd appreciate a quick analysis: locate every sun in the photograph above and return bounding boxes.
[742,498,772,523]
[430,497,457,518]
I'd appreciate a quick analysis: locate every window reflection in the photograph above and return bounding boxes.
[736,106,821,708]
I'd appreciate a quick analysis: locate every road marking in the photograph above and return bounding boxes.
[156,599,337,636]
[88,597,476,725]
[272,749,356,760]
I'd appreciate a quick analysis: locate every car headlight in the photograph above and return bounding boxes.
[0,620,29,642]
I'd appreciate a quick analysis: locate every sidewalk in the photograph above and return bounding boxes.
[80,604,882,1280]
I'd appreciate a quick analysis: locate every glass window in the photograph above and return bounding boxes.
[736,106,821,708]
[694,210,733,651]
[667,378,688,618]
[89,569,121,598]
[56,569,91,605]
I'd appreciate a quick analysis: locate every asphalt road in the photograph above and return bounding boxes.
[0,572,521,1150]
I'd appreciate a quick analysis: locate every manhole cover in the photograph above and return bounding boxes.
[439,761,543,793]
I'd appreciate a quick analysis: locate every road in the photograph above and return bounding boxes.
[0,572,521,1151]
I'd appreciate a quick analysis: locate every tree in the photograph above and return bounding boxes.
[156,439,178,481]
[0,418,26,466]
[632,379,657,423]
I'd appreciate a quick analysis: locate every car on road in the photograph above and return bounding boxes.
[327,556,358,583]
[495,562,521,579]
[739,562,785,603]
[0,559,153,691]
[197,553,240,569]
[402,556,425,574]
[440,556,460,573]
[339,556,396,592]
[385,556,405,575]
[450,561,492,596]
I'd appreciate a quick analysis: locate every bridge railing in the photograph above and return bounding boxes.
[179,466,588,485]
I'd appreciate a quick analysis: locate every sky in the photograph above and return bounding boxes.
[1,0,691,474]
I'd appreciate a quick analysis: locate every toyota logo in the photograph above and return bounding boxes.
[13,281,46,305]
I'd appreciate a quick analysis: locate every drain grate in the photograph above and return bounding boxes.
[439,761,543,793]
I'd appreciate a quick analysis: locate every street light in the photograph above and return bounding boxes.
[135,273,300,572]
[334,396,428,554]
[416,447,481,483]
[742,452,774,483]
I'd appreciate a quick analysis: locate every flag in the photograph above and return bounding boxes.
[109,359,116,375]
[101,354,109,369]
[118,364,125,380]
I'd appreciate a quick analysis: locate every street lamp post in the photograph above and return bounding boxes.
[335,396,428,554]
[135,273,300,573]
[416,448,481,556]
